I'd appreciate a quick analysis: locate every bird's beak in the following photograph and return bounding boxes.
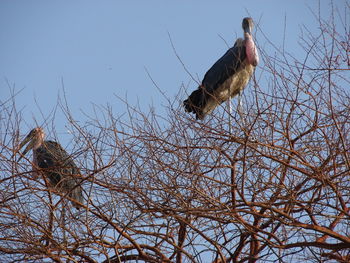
[244,25,252,35]
[17,134,34,161]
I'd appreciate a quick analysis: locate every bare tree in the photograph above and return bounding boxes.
[1,3,350,263]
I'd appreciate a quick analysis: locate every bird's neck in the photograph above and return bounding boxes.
[244,34,259,67]
[33,140,43,150]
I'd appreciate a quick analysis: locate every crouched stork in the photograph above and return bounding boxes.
[184,17,259,120]
[17,127,83,209]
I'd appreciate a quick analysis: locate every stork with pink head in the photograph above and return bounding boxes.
[184,17,259,120]
[17,127,83,209]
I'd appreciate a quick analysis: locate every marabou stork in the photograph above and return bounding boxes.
[17,127,83,209]
[184,17,259,120]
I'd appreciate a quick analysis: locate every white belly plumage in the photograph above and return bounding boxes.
[202,63,254,116]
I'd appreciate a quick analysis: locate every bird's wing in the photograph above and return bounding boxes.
[36,141,63,185]
[36,141,83,208]
[46,141,83,207]
[36,141,80,185]
[46,141,79,168]
[202,40,246,94]
[183,39,247,119]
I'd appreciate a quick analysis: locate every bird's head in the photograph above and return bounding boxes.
[242,17,259,66]
[242,17,254,36]
[17,127,45,161]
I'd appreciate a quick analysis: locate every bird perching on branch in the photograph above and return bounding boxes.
[17,127,83,209]
[184,17,259,120]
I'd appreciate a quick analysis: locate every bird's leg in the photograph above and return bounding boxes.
[227,98,232,134]
[238,90,243,114]
[237,90,246,127]
[46,205,54,246]
[238,90,257,142]
[60,202,67,246]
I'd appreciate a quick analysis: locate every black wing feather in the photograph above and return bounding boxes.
[202,43,246,93]
[35,140,83,208]
[184,41,246,119]
[36,141,65,185]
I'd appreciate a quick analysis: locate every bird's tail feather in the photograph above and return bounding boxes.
[68,175,84,209]
[183,86,205,119]
[70,186,83,209]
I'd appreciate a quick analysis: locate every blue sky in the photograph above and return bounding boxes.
[0,1,341,142]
